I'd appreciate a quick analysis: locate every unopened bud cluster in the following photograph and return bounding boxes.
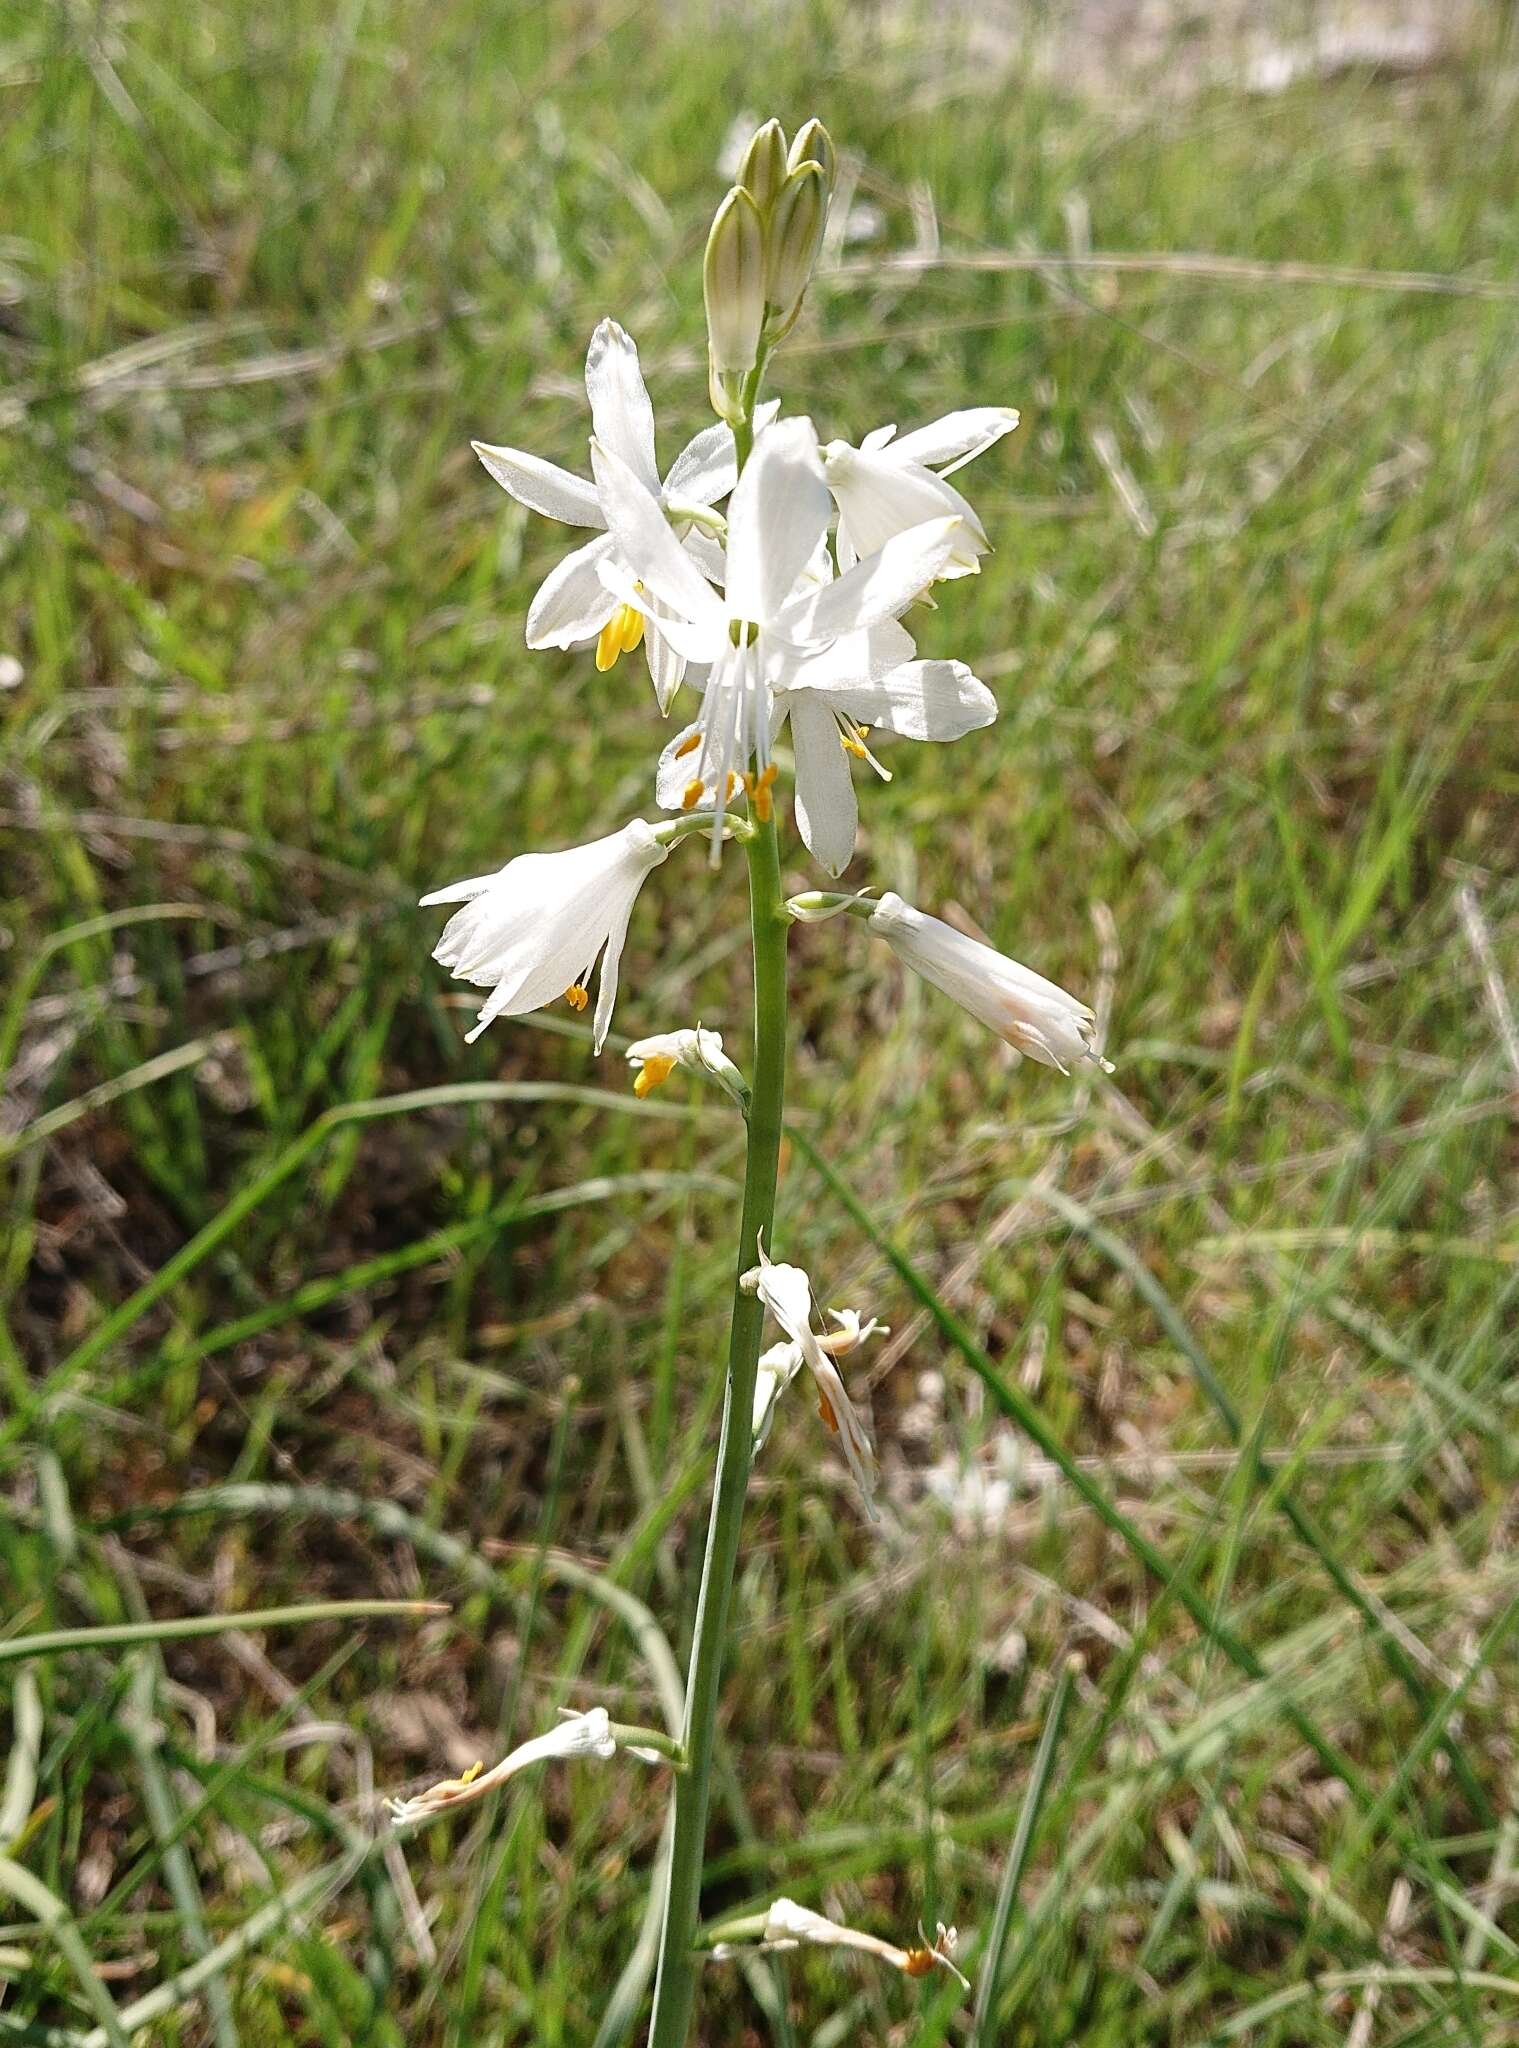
[704,116,837,423]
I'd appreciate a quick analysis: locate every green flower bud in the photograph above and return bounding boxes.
[787,117,837,193]
[736,118,788,212]
[703,184,766,420]
[765,162,828,336]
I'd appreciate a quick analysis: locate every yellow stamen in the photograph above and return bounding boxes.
[841,732,868,759]
[617,603,645,655]
[595,602,645,671]
[902,1948,936,1978]
[674,729,702,760]
[817,1391,839,1435]
[459,1761,484,1786]
[682,778,705,810]
[632,1052,677,1099]
[743,762,779,822]
[725,771,739,799]
[564,984,590,1011]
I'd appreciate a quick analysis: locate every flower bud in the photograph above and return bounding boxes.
[736,118,788,211]
[764,163,828,335]
[787,117,837,192]
[704,185,766,420]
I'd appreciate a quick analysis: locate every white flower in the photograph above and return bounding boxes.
[868,891,1111,1074]
[752,1305,886,1449]
[421,820,668,1052]
[824,406,1019,577]
[741,1234,879,1517]
[387,1708,617,1826]
[625,1026,746,1106]
[594,415,969,855]
[472,319,740,710]
[772,620,998,876]
[761,1898,969,1991]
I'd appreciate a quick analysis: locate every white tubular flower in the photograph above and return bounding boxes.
[761,1898,969,1991]
[595,415,970,857]
[773,621,998,876]
[752,1306,887,1449]
[625,1026,746,1107]
[824,406,1020,577]
[741,1235,879,1517]
[387,1708,617,1826]
[868,892,1112,1074]
[421,820,668,1052]
[472,319,740,710]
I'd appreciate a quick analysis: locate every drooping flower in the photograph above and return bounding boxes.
[824,407,1020,576]
[741,1234,878,1516]
[752,1305,887,1450]
[473,319,741,709]
[595,415,970,854]
[758,1898,969,1991]
[625,1026,747,1107]
[868,892,1112,1073]
[387,1708,618,1826]
[421,820,668,1051]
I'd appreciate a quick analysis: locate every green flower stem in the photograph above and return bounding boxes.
[646,808,788,2048]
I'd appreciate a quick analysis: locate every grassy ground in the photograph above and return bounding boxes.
[3,2,1519,2043]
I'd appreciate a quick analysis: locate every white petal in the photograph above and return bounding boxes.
[473,442,604,527]
[642,615,687,714]
[584,319,659,495]
[525,532,619,649]
[884,405,1020,476]
[821,659,997,741]
[827,443,988,563]
[591,439,727,629]
[600,557,724,664]
[782,621,915,694]
[724,416,830,626]
[780,518,965,642]
[788,691,858,877]
[419,867,503,908]
[860,423,897,452]
[662,397,781,504]
[656,718,711,809]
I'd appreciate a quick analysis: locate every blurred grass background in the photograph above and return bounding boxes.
[3,1,1519,2042]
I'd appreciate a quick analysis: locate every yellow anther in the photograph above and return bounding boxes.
[902,1948,936,1979]
[725,771,739,799]
[564,983,590,1011]
[743,763,778,822]
[674,729,703,760]
[460,1761,484,1786]
[841,732,868,759]
[682,778,705,810]
[632,1053,677,1099]
[817,1390,839,1435]
[595,602,644,671]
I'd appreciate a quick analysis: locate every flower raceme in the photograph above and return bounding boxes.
[868,891,1112,1073]
[421,820,668,1050]
[473,319,743,710]
[595,415,976,859]
[741,1236,879,1517]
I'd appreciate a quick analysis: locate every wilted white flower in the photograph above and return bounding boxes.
[473,319,739,709]
[868,893,1111,1074]
[741,1234,878,1516]
[761,1898,969,1991]
[824,407,1020,576]
[597,415,969,856]
[421,819,668,1051]
[752,1305,886,1449]
[387,1707,617,1826]
[626,1026,746,1106]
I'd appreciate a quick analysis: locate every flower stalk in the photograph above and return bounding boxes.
[646,792,788,2047]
